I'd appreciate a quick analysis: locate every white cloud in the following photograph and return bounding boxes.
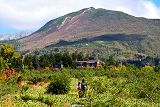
[141,1,160,18]
[0,0,160,31]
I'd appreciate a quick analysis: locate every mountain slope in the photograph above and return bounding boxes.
[19,7,160,56]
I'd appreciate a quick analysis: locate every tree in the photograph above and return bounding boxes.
[77,52,84,61]
[0,43,14,61]
[0,56,9,72]
[0,43,22,69]
[106,55,116,66]
[10,51,22,69]
[23,55,33,70]
[32,55,39,69]
[48,53,55,67]
[39,54,50,68]
[62,52,73,67]
[54,53,62,63]
[71,52,77,61]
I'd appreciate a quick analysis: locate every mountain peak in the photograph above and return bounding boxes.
[19,7,160,53]
[80,7,95,14]
[81,7,95,11]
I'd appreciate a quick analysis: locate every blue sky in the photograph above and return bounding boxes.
[0,0,160,34]
[0,22,20,34]
[151,0,160,6]
[0,28,18,34]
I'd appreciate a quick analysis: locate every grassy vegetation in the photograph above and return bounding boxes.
[45,36,160,60]
[0,66,160,107]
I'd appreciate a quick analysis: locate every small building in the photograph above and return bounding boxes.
[75,60,103,68]
[53,63,63,69]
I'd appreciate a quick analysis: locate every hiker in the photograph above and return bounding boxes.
[78,81,83,98]
[82,79,87,98]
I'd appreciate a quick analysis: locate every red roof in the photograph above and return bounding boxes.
[76,60,98,63]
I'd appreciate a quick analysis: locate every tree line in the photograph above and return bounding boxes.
[0,44,98,70]
[1,43,160,72]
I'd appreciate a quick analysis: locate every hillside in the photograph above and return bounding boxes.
[19,7,160,56]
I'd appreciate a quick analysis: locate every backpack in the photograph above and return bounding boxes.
[84,85,87,90]
[82,83,87,90]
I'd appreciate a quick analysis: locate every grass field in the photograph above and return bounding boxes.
[0,67,160,107]
[0,77,160,106]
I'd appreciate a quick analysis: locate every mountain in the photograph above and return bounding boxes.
[19,7,160,57]
[0,32,32,41]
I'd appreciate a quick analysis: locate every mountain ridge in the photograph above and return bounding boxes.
[18,7,160,56]
[0,32,32,41]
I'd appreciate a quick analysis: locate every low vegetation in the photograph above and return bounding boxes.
[47,73,71,95]
[0,43,160,107]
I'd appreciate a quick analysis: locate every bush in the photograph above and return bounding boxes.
[93,97,123,107]
[154,65,160,72]
[90,78,106,94]
[47,73,70,94]
[0,83,18,98]
[30,77,43,84]
[43,96,53,106]
[20,94,35,102]
[20,85,30,94]
[6,77,18,85]
[37,94,44,102]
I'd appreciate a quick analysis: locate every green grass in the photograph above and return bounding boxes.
[1,77,160,107]
[0,67,160,107]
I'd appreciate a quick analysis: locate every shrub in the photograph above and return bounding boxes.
[30,77,43,84]
[47,73,70,94]
[93,97,123,107]
[141,66,154,72]
[20,94,35,102]
[6,77,17,85]
[0,83,18,98]
[20,85,30,94]
[93,101,108,107]
[154,65,160,72]
[90,78,106,94]
[37,94,44,102]
[43,96,53,106]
